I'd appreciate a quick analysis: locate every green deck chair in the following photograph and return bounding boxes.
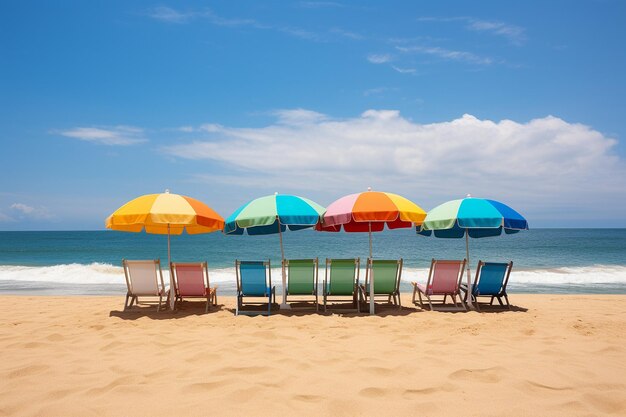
[359,258,403,310]
[323,258,360,313]
[284,258,319,311]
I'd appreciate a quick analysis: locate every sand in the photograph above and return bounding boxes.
[0,294,625,417]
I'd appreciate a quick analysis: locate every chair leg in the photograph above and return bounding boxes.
[397,292,402,310]
[503,294,511,309]
[205,297,210,313]
[412,285,417,305]
[323,291,327,313]
[157,295,163,312]
[124,293,131,311]
[443,294,447,304]
[426,294,433,311]
[417,290,424,309]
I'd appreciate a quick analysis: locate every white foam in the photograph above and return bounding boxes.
[400,265,626,285]
[1,264,625,287]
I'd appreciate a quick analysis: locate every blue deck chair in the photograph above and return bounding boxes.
[462,261,513,311]
[235,260,276,316]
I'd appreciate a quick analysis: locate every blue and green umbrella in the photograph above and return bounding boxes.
[225,193,326,308]
[418,196,528,308]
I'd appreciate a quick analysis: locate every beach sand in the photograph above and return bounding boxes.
[0,294,625,417]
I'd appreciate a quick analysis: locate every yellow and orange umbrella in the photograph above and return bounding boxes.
[106,190,224,309]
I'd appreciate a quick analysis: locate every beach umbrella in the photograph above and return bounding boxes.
[224,193,326,309]
[106,190,225,309]
[418,195,528,309]
[317,188,427,315]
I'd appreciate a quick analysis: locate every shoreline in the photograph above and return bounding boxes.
[1,294,625,416]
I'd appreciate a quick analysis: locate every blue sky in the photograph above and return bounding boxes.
[1,0,625,230]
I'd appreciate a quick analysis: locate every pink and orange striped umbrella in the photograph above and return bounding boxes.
[318,189,426,232]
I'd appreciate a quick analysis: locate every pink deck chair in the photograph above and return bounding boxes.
[411,259,467,310]
[170,262,217,313]
[122,259,168,311]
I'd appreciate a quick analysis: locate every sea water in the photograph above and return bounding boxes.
[0,229,625,295]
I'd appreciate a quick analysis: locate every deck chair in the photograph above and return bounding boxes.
[283,258,319,311]
[170,262,217,313]
[461,261,513,311]
[235,260,276,316]
[359,258,403,310]
[323,258,360,313]
[122,259,168,311]
[411,259,467,310]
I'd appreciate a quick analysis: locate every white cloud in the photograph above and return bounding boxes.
[162,109,626,219]
[55,126,147,146]
[367,54,392,64]
[10,203,53,220]
[146,6,325,42]
[391,65,417,74]
[0,211,14,222]
[147,6,193,23]
[330,28,364,40]
[396,45,493,65]
[363,87,396,97]
[466,19,526,45]
[416,16,526,46]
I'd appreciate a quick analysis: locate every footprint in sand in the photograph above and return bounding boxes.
[363,366,396,376]
[403,382,458,398]
[7,364,50,379]
[291,394,324,403]
[524,380,573,392]
[358,387,387,398]
[448,366,504,383]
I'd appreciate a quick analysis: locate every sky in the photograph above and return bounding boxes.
[1,0,625,230]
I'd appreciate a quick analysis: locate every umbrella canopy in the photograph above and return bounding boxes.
[106,190,225,309]
[106,191,224,235]
[418,196,528,308]
[225,194,325,235]
[319,190,426,232]
[224,193,325,308]
[318,189,427,314]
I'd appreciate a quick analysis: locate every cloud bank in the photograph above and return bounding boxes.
[163,110,625,220]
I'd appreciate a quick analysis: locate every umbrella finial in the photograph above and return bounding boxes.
[466,193,472,198]
[367,186,372,192]
[274,191,278,196]
[165,189,170,194]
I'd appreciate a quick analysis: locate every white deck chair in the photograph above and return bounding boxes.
[122,259,168,311]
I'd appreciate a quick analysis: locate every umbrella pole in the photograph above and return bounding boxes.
[465,232,473,309]
[369,222,375,315]
[168,224,176,310]
[278,217,289,309]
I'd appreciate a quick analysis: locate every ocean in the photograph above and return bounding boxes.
[0,229,625,295]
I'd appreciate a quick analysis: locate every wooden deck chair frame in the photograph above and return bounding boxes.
[359,258,403,310]
[283,258,319,311]
[170,261,217,313]
[235,260,276,316]
[462,261,513,311]
[411,259,467,311]
[122,259,168,312]
[323,258,360,313]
